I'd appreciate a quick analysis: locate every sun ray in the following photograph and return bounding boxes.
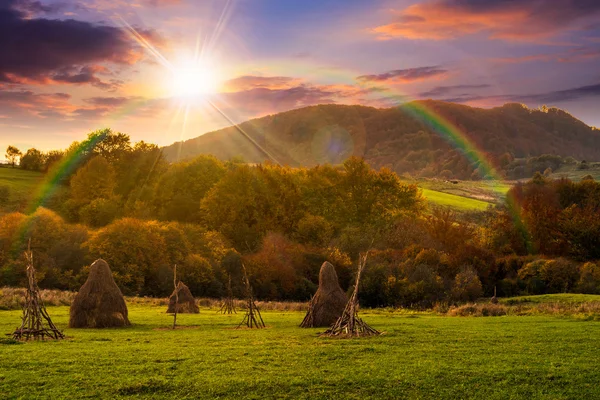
[207,100,281,165]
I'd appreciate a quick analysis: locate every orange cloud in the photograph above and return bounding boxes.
[371,0,600,42]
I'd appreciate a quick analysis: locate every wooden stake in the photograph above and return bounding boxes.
[11,239,64,341]
[322,251,380,338]
[237,264,265,329]
[172,265,178,330]
[219,274,237,314]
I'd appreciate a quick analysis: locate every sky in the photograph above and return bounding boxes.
[1,0,600,158]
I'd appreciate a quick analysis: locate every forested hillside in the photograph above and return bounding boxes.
[162,101,600,180]
[2,129,600,306]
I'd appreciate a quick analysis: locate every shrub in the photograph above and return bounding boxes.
[451,267,483,302]
[539,258,579,293]
[448,303,507,317]
[576,262,600,294]
[518,260,547,294]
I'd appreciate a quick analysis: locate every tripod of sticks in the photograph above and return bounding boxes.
[322,251,380,337]
[219,274,237,314]
[12,243,64,341]
[237,264,265,329]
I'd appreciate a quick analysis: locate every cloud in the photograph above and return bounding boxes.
[495,47,600,63]
[0,0,158,89]
[216,85,338,115]
[0,89,75,117]
[356,66,447,84]
[212,80,389,118]
[371,0,600,42]
[83,96,143,107]
[438,82,600,105]
[223,76,302,91]
[419,84,491,98]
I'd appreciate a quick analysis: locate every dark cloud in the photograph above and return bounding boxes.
[0,0,154,88]
[224,76,301,91]
[83,96,143,107]
[438,82,600,105]
[420,84,491,98]
[372,0,600,41]
[495,47,600,64]
[356,66,447,83]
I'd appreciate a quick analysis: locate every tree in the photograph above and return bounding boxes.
[87,129,132,163]
[20,148,44,171]
[5,146,22,167]
[154,155,225,223]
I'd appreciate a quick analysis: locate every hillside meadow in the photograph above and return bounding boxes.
[1,299,600,399]
[0,167,45,214]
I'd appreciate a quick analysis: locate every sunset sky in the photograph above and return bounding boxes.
[1,0,600,157]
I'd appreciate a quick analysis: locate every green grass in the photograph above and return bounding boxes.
[0,167,44,214]
[421,188,493,211]
[1,305,599,399]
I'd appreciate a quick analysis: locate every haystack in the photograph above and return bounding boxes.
[69,259,130,328]
[300,261,348,327]
[167,282,199,314]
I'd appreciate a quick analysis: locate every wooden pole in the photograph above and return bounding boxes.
[172,265,178,330]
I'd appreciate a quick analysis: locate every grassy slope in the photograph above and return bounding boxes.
[1,305,599,399]
[0,167,44,214]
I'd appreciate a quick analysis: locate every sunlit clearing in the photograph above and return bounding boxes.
[171,63,219,98]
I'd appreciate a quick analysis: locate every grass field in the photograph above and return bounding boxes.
[421,188,493,211]
[1,304,599,399]
[0,167,44,214]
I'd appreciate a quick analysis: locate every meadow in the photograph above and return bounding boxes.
[1,300,599,399]
[0,167,44,214]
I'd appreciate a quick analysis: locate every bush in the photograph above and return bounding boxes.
[576,262,600,294]
[451,267,483,302]
[539,258,579,293]
[448,303,507,317]
[518,260,547,294]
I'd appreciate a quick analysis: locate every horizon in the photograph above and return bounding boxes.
[1,0,600,156]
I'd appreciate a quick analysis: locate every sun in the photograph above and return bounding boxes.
[171,62,219,98]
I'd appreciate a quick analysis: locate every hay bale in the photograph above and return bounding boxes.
[167,282,199,314]
[69,259,130,328]
[300,261,348,327]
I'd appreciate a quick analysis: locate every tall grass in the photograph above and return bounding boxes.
[447,301,600,318]
[0,287,308,312]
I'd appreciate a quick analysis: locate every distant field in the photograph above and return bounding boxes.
[421,188,493,211]
[0,167,68,215]
[550,164,600,181]
[0,167,43,214]
[1,302,599,399]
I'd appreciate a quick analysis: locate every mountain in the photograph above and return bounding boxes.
[161,101,600,180]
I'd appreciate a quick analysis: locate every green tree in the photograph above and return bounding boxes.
[154,155,226,223]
